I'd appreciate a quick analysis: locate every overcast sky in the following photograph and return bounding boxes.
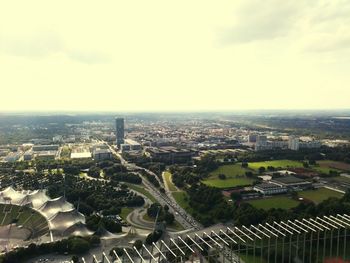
[1,0,349,112]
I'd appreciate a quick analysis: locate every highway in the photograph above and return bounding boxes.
[103,141,202,231]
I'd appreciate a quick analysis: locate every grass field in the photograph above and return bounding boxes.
[120,207,134,220]
[247,196,300,210]
[163,171,177,192]
[299,188,344,204]
[311,160,350,174]
[172,191,193,213]
[202,164,254,188]
[126,183,157,203]
[203,177,254,188]
[248,160,304,171]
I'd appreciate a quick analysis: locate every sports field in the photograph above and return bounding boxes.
[248,160,304,171]
[247,196,299,210]
[299,188,344,204]
[202,164,254,188]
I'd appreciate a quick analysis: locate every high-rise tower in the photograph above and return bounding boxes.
[115,117,125,147]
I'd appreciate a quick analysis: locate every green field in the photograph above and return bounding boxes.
[172,191,193,213]
[203,177,254,188]
[126,183,157,203]
[164,171,177,192]
[120,207,134,220]
[248,160,303,171]
[247,196,299,210]
[202,164,254,188]
[311,160,350,174]
[299,188,344,204]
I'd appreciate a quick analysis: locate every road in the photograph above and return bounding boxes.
[103,141,202,231]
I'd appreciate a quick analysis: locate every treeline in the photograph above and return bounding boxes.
[0,236,100,263]
[187,184,234,226]
[237,146,350,163]
[110,173,142,184]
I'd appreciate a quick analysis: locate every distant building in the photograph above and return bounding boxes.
[145,147,196,163]
[4,152,21,162]
[288,136,299,151]
[23,151,33,161]
[53,135,63,143]
[270,176,312,190]
[120,139,142,152]
[115,118,125,147]
[299,140,321,149]
[92,148,112,161]
[33,145,59,152]
[248,134,257,143]
[36,151,57,160]
[256,135,267,144]
[254,183,287,195]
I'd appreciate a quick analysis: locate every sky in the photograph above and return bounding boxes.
[0,0,350,112]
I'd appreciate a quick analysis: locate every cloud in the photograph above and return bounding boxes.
[66,50,111,64]
[220,0,301,44]
[0,30,111,64]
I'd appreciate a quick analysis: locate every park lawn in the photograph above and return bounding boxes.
[172,191,193,214]
[299,188,344,204]
[247,196,299,210]
[248,160,303,171]
[203,163,254,188]
[126,183,157,203]
[208,164,248,179]
[164,171,177,192]
[120,207,134,220]
[202,177,254,188]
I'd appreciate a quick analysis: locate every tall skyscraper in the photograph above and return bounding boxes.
[115,117,125,147]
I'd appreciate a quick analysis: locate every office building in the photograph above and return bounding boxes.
[115,118,125,147]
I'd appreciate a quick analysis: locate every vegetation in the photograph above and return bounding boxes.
[247,160,304,171]
[163,171,177,191]
[246,196,300,210]
[299,188,344,204]
[125,183,157,203]
[147,203,175,225]
[0,236,100,263]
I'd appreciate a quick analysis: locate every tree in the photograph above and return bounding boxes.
[218,174,226,180]
[134,240,143,250]
[245,171,253,177]
[258,166,266,174]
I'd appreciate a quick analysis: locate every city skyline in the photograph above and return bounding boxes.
[1,0,350,112]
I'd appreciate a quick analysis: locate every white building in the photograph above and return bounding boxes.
[288,136,299,151]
